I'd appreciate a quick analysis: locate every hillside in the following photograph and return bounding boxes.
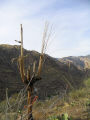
[59,55,90,70]
[0,44,86,101]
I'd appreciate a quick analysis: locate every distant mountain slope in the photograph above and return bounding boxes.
[0,44,86,101]
[59,55,90,70]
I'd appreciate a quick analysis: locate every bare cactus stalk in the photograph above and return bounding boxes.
[19,24,25,83]
[37,22,50,77]
[5,88,8,120]
[16,23,51,120]
[33,62,36,74]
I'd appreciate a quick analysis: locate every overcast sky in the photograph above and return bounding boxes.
[0,0,90,58]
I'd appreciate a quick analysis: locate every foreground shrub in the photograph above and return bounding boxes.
[47,113,73,120]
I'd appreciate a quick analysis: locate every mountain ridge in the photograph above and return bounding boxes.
[59,55,90,70]
[0,44,87,101]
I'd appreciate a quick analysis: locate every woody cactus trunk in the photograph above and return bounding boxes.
[18,24,49,120]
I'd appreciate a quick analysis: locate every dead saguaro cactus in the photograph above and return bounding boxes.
[15,23,51,120]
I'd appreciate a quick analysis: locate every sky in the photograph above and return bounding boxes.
[0,0,90,58]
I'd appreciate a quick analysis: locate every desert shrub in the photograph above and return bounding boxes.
[48,115,60,120]
[0,101,6,112]
[70,101,76,106]
[84,78,90,88]
[69,88,86,99]
[86,100,90,119]
[69,78,90,100]
[47,113,73,120]
[0,113,16,120]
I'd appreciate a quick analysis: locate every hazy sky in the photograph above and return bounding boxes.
[0,0,90,58]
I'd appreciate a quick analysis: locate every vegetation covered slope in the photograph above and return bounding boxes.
[59,55,90,70]
[0,44,86,101]
[0,76,90,120]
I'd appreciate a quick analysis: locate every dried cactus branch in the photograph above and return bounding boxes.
[37,22,52,77]
[19,24,25,83]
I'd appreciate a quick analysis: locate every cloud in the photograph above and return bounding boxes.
[0,0,90,58]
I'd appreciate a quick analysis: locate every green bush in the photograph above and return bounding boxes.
[84,78,90,88]
[47,114,73,120]
[48,115,60,120]
[61,113,68,120]
[86,100,90,106]
[69,89,86,99]
[86,100,90,119]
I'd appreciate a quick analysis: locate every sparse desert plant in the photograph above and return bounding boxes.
[86,100,90,119]
[69,88,87,99]
[47,114,73,120]
[70,101,76,107]
[0,100,6,113]
[61,113,68,120]
[47,115,60,120]
[84,78,90,88]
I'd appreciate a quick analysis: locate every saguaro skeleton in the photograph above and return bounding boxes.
[16,23,50,120]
